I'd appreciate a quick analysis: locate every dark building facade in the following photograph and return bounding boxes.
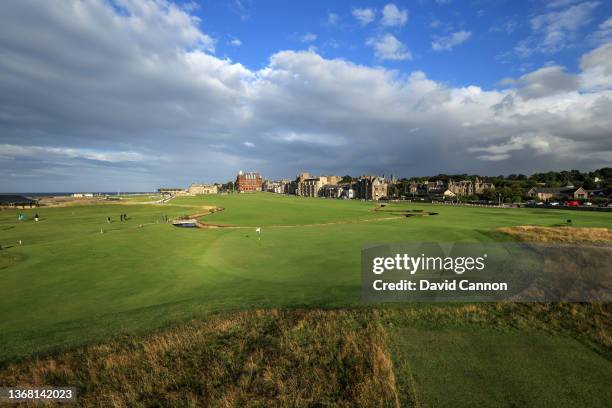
[0,195,38,208]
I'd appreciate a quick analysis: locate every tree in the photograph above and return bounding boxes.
[387,184,400,198]
[582,177,597,190]
[478,188,497,202]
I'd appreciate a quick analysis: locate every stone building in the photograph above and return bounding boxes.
[263,179,290,194]
[341,185,355,199]
[301,177,323,197]
[295,172,311,196]
[356,176,388,201]
[295,173,341,197]
[526,186,588,201]
[157,188,186,195]
[235,171,263,192]
[187,184,218,195]
[320,184,343,198]
[447,178,495,196]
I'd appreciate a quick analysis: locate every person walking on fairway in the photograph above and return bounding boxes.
[34,213,39,222]
[107,216,111,224]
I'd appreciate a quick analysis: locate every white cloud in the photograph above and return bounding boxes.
[579,42,612,90]
[381,4,408,27]
[243,141,255,148]
[270,131,346,146]
[588,17,612,44]
[352,8,376,26]
[468,134,554,161]
[601,17,612,29]
[230,38,242,46]
[327,12,338,25]
[546,0,583,8]
[432,30,471,51]
[517,1,600,56]
[300,33,317,43]
[580,42,612,75]
[489,18,518,35]
[0,144,151,163]
[366,34,412,61]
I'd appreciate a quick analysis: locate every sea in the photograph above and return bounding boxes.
[2,192,156,198]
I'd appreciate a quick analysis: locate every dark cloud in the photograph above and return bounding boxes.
[508,66,581,99]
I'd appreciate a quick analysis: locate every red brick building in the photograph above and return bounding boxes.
[235,171,263,192]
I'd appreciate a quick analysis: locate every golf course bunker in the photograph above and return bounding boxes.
[400,210,438,217]
[374,206,438,217]
[172,219,198,228]
[172,207,243,229]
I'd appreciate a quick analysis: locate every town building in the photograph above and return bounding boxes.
[235,171,263,192]
[262,179,290,194]
[187,184,218,195]
[341,186,355,199]
[301,177,323,197]
[408,180,445,196]
[408,178,494,198]
[295,173,341,197]
[447,178,495,196]
[295,172,311,196]
[356,176,388,201]
[320,184,343,198]
[337,182,355,199]
[526,186,589,201]
[157,188,186,195]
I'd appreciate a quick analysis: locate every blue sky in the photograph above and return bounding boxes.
[0,0,611,192]
[188,0,611,88]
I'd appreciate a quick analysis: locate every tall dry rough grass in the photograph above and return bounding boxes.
[498,226,612,243]
[0,310,401,408]
[496,225,612,350]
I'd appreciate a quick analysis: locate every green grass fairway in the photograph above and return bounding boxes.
[117,194,162,202]
[172,193,394,226]
[1,193,610,406]
[392,326,612,407]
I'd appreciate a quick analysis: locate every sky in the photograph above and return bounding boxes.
[0,0,611,192]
